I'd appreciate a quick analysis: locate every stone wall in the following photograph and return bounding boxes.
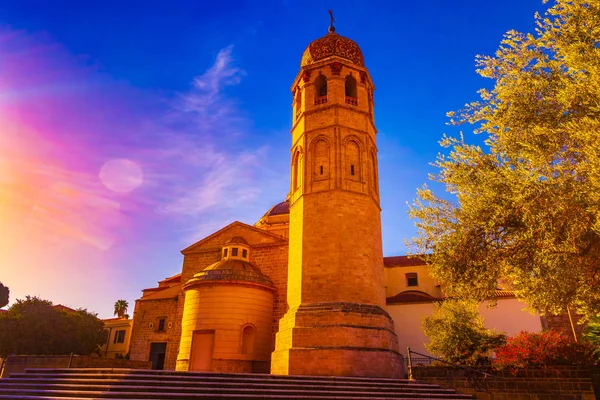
[413,365,599,400]
[0,355,150,378]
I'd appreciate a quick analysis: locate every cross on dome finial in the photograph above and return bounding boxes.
[328,10,336,33]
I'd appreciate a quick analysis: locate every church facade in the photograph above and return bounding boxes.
[128,27,544,377]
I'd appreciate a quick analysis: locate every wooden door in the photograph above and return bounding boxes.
[190,330,215,371]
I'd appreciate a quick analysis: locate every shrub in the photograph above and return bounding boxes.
[422,299,506,365]
[493,330,595,374]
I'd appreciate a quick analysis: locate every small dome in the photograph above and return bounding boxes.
[226,236,248,245]
[267,201,290,216]
[192,259,273,286]
[301,32,364,67]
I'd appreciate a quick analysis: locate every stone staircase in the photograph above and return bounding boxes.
[0,368,474,399]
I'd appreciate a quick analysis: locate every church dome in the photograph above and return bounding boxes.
[266,200,290,216]
[301,31,364,67]
[191,259,273,287]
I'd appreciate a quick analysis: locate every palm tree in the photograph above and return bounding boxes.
[0,282,9,309]
[113,300,129,319]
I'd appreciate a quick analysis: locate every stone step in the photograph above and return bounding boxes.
[0,389,473,400]
[1,369,474,399]
[0,382,465,396]
[21,369,414,384]
[5,374,445,390]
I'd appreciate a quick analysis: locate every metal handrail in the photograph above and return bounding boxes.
[406,347,493,380]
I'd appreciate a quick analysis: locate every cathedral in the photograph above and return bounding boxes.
[128,25,544,377]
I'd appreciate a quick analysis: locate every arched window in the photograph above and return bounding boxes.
[314,75,327,104]
[345,75,357,98]
[241,325,255,354]
[313,139,329,178]
[345,140,360,181]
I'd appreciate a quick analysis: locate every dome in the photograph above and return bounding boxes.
[301,32,364,67]
[191,259,273,286]
[267,200,290,217]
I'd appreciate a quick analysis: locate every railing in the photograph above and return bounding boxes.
[345,96,358,106]
[406,347,493,383]
[314,95,327,105]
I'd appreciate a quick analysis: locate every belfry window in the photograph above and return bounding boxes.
[345,75,357,106]
[314,75,327,105]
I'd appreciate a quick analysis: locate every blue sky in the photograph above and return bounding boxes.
[0,0,545,318]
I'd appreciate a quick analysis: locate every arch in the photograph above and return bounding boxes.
[344,140,361,181]
[311,138,330,179]
[292,148,302,191]
[345,75,357,98]
[241,324,256,355]
[370,150,379,193]
[314,74,327,97]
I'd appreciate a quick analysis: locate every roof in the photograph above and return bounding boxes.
[386,291,441,305]
[301,31,364,67]
[187,259,273,287]
[53,304,78,313]
[383,255,427,267]
[139,284,181,301]
[386,290,517,305]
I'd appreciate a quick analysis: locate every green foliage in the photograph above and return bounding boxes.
[408,0,600,320]
[0,296,107,357]
[113,300,129,319]
[0,282,9,308]
[493,330,597,374]
[582,314,600,356]
[422,299,506,365]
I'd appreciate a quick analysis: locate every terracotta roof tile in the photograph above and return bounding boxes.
[383,255,427,267]
[386,291,441,304]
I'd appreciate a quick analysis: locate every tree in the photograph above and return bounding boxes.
[0,282,8,308]
[0,296,107,357]
[408,0,600,320]
[113,300,129,319]
[582,314,600,356]
[422,299,506,365]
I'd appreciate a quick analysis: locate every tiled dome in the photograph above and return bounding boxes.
[267,200,290,216]
[301,32,364,67]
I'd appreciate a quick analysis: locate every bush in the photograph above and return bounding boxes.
[493,330,596,374]
[582,315,600,357]
[422,299,506,365]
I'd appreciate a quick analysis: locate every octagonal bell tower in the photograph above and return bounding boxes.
[271,24,402,378]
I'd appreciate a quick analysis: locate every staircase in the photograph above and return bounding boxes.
[0,368,474,399]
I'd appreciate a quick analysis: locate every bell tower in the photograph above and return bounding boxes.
[271,22,402,378]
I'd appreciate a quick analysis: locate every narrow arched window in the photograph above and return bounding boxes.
[241,325,255,354]
[345,75,357,98]
[314,75,327,104]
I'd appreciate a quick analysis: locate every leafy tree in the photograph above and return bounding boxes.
[113,300,129,319]
[582,314,600,356]
[408,0,600,320]
[0,282,8,308]
[0,296,107,357]
[422,299,506,365]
